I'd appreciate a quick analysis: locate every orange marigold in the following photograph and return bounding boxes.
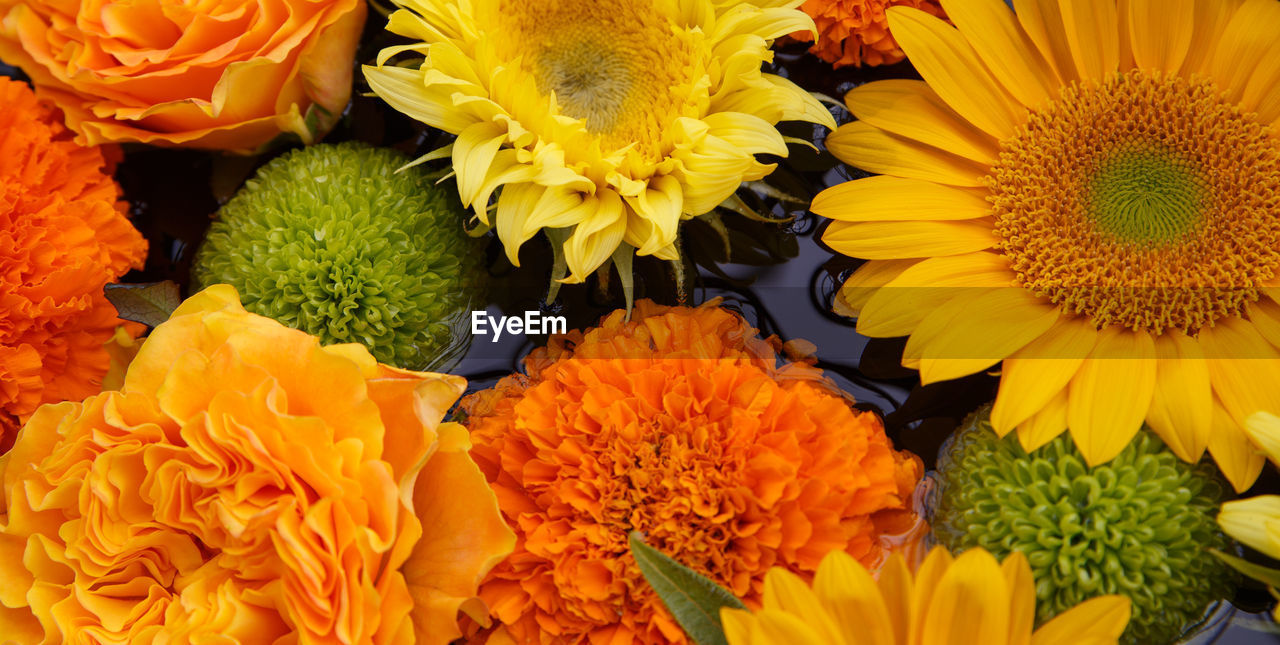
[0,76,146,447]
[792,0,946,68]
[0,285,514,644]
[462,299,923,644]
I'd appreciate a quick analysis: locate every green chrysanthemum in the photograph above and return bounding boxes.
[193,142,481,371]
[932,406,1235,645]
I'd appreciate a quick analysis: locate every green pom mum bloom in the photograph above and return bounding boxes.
[194,142,481,371]
[932,406,1235,645]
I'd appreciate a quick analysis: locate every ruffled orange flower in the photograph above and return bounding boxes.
[0,0,365,152]
[0,285,515,644]
[462,300,923,644]
[0,76,146,449]
[792,0,946,68]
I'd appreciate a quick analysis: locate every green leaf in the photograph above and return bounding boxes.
[1210,549,1280,588]
[104,281,181,328]
[629,531,746,645]
[610,244,635,320]
[544,227,571,305]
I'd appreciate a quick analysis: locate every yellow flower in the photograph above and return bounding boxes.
[1219,412,1280,560]
[0,285,514,644]
[364,0,835,284]
[814,0,1280,491]
[721,546,1131,645]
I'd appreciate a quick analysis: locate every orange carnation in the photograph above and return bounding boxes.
[0,0,365,152]
[0,285,515,644]
[462,300,923,644]
[793,0,946,68]
[0,76,146,448]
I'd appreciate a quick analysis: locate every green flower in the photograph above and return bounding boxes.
[193,142,481,371]
[932,406,1235,645]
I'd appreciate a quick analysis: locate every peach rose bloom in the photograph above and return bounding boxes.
[0,285,514,644]
[0,0,365,152]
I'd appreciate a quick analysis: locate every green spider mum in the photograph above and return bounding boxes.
[932,406,1235,645]
[193,142,482,371]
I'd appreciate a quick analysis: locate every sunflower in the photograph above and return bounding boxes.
[815,0,1280,491]
[720,546,1131,645]
[364,0,835,288]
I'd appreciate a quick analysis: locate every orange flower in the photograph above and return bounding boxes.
[0,0,365,152]
[463,300,923,644]
[792,0,946,68]
[0,285,515,644]
[0,76,146,449]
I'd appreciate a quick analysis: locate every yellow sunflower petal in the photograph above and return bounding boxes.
[1144,330,1211,463]
[942,0,1058,109]
[763,568,848,645]
[1029,595,1130,645]
[876,554,913,645]
[1126,0,1194,73]
[1245,411,1280,464]
[753,609,828,644]
[908,547,954,645]
[1199,319,1280,429]
[857,251,1011,337]
[1208,0,1280,105]
[362,63,479,133]
[825,122,989,187]
[885,6,1025,140]
[1058,0,1120,81]
[991,317,1098,433]
[1066,328,1157,466]
[1001,552,1036,645]
[833,259,921,317]
[1251,299,1280,351]
[1219,496,1280,560]
[920,549,1010,645]
[563,190,628,282]
[905,288,1061,385]
[1208,400,1267,493]
[1016,390,1070,458]
[1243,39,1280,126]
[843,80,999,163]
[813,551,892,645]
[720,608,755,645]
[1013,0,1076,83]
[811,176,992,223]
[823,219,997,261]
[1182,0,1246,75]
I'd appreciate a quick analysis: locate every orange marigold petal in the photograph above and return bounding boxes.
[463,299,923,644]
[0,77,147,448]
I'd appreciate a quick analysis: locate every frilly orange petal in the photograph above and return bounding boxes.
[462,299,923,644]
[0,287,503,643]
[405,423,516,645]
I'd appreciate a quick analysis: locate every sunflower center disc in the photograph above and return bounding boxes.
[989,69,1280,334]
[496,0,694,158]
[1088,145,1205,244]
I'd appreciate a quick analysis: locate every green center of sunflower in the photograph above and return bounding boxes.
[988,69,1280,334]
[494,0,696,158]
[1088,145,1206,244]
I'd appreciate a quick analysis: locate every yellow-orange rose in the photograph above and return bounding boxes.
[0,285,515,644]
[0,0,365,152]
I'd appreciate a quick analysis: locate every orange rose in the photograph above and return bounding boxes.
[0,285,514,644]
[0,0,365,152]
